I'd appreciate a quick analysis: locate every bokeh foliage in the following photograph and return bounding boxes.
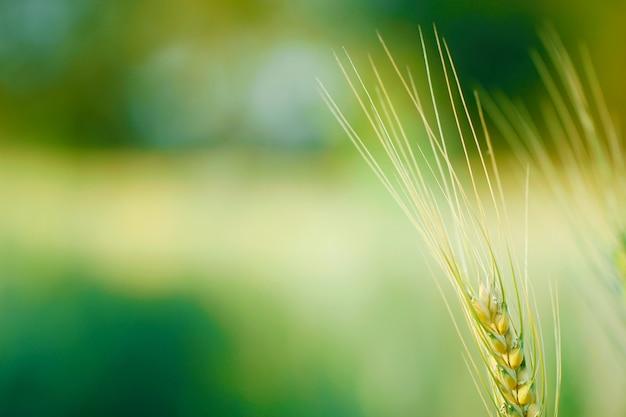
[0,0,625,416]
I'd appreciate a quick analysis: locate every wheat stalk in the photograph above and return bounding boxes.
[319,26,560,417]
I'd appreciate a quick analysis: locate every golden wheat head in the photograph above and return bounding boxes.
[319,26,561,417]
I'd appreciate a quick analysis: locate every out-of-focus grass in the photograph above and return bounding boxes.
[0,146,451,416]
[0,146,623,416]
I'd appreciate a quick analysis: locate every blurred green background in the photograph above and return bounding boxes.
[0,0,625,416]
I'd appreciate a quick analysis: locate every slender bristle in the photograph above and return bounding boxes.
[483,26,626,358]
[616,234,626,303]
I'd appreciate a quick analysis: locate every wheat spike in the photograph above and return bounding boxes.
[472,281,539,417]
[319,26,559,417]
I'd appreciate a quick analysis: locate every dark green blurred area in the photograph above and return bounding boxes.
[0,0,623,150]
[1,0,625,416]
[0,270,245,416]
[0,253,364,417]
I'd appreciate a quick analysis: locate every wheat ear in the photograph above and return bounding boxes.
[319,26,559,417]
[472,281,540,417]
